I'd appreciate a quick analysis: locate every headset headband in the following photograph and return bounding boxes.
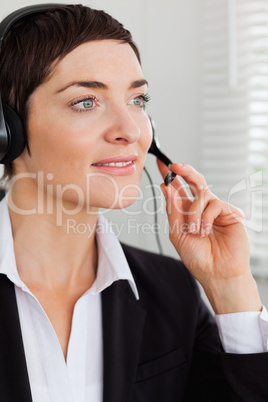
[0,4,63,47]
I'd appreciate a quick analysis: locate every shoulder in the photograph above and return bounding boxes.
[121,242,194,283]
[121,242,186,276]
[120,242,200,308]
[120,244,216,351]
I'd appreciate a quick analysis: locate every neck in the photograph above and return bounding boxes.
[8,180,99,292]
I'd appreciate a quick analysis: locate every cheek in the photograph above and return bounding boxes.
[26,117,95,176]
[138,118,153,156]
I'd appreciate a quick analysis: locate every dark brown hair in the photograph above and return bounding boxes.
[0,4,141,179]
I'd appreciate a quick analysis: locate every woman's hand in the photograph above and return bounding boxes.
[158,160,262,314]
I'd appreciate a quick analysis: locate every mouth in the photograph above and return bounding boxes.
[91,154,137,176]
[93,160,134,167]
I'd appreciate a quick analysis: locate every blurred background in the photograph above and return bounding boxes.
[1,0,268,305]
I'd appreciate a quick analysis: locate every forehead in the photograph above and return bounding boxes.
[50,39,144,86]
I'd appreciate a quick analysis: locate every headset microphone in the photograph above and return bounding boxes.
[147,115,176,186]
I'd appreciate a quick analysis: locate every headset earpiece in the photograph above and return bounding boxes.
[0,104,25,164]
[0,3,63,164]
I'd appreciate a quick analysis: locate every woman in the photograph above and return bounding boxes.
[0,4,267,402]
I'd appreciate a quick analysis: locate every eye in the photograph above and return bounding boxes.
[80,99,94,109]
[70,96,98,112]
[129,93,150,108]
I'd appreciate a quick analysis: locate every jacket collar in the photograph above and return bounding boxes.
[102,279,146,402]
[0,274,33,402]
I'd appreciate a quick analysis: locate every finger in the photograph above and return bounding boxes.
[199,199,224,237]
[160,183,188,237]
[226,203,245,222]
[170,163,208,197]
[156,158,170,178]
[199,200,244,237]
[186,188,215,234]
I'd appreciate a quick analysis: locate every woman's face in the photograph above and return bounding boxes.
[19,40,152,210]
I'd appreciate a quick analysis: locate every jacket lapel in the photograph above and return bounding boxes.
[102,280,146,402]
[0,264,146,402]
[0,274,32,401]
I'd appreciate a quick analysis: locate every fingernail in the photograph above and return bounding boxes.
[200,222,211,237]
[205,225,212,236]
[189,222,197,232]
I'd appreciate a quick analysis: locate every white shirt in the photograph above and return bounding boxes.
[0,196,267,402]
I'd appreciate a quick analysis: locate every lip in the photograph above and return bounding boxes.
[92,154,138,165]
[91,154,138,176]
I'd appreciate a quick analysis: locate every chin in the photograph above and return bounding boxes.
[91,186,141,210]
[109,199,138,210]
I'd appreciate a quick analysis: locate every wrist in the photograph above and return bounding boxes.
[202,273,262,314]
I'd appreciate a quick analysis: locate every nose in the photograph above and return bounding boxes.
[104,109,141,145]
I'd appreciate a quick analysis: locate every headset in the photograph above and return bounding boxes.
[0,4,62,164]
[0,4,176,185]
[147,116,176,185]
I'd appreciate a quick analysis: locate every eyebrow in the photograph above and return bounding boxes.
[56,79,148,93]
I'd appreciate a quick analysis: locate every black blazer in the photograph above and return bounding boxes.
[0,243,267,402]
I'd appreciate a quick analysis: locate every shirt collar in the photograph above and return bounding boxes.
[88,213,139,299]
[0,195,139,300]
[0,195,24,289]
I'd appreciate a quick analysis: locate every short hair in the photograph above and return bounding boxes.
[0,4,141,179]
